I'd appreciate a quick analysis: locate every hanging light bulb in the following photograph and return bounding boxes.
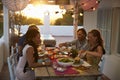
[79,13,83,16]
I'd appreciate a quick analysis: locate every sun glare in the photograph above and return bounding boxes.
[21,4,66,23]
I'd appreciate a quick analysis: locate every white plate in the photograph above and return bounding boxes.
[72,63,81,67]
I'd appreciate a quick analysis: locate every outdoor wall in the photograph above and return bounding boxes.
[83,10,97,33]
[20,25,83,36]
[103,55,120,80]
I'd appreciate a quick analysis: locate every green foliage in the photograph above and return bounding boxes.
[78,14,83,26]
[54,10,83,26]
[54,18,62,25]
[0,22,3,37]
[54,11,73,25]
[62,13,73,25]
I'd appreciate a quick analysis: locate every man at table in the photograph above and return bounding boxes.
[59,28,88,50]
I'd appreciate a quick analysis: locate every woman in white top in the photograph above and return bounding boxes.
[16,28,51,80]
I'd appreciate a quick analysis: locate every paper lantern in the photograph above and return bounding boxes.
[80,0,100,11]
[2,0,30,12]
[87,3,99,11]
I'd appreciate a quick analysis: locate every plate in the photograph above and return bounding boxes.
[57,58,74,67]
[72,64,81,67]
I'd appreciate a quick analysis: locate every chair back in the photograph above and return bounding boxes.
[7,56,16,80]
[11,43,19,65]
[99,55,105,72]
[8,43,19,80]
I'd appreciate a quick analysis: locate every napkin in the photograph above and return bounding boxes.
[54,67,79,75]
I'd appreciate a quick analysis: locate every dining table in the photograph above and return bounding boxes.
[35,47,103,80]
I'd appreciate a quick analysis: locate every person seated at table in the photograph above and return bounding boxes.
[15,29,51,80]
[76,29,105,70]
[17,24,39,60]
[59,28,88,50]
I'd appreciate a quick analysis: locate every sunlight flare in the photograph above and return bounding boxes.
[21,4,66,23]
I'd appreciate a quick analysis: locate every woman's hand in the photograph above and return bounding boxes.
[78,50,87,58]
[78,50,86,54]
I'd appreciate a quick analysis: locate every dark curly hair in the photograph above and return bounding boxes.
[24,29,40,62]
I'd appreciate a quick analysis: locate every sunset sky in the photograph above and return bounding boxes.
[21,4,66,23]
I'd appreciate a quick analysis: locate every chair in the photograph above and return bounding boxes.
[7,43,19,80]
[7,56,16,80]
[11,43,19,65]
[98,55,105,72]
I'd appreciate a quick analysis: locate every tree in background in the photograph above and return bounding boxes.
[14,13,42,25]
[0,1,3,37]
[54,9,83,26]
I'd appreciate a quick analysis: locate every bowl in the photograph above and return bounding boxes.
[57,58,74,67]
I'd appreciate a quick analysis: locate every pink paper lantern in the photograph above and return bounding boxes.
[2,0,30,12]
[87,3,99,11]
[80,0,99,11]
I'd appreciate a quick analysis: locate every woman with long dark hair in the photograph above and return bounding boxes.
[16,28,50,80]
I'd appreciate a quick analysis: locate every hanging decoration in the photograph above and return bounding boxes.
[79,0,101,11]
[2,0,30,12]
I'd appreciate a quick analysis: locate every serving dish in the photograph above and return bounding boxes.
[57,58,74,67]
